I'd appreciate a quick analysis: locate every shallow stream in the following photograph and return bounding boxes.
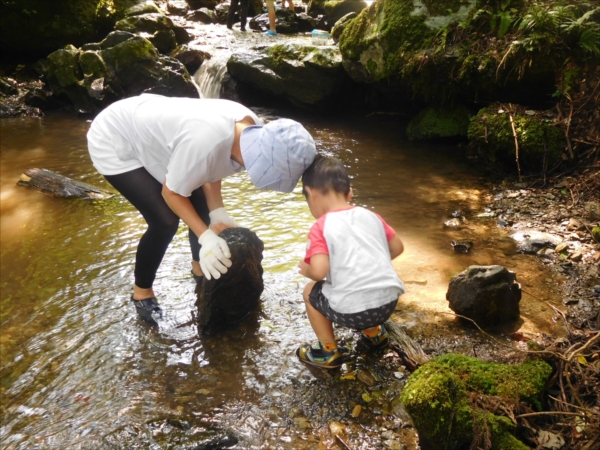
[0,108,565,448]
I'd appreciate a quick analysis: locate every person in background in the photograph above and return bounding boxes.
[264,0,294,36]
[296,155,405,368]
[227,0,249,31]
[87,93,316,325]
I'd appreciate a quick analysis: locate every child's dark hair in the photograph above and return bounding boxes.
[302,154,350,197]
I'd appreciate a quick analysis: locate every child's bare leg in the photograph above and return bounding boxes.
[303,282,336,345]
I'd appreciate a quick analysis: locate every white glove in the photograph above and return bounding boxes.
[198,229,232,280]
[209,207,238,227]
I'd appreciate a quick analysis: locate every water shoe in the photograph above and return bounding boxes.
[361,324,389,350]
[131,296,163,325]
[265,30,277,36]
[296,341,343,369]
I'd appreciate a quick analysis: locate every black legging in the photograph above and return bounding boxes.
[104,167,209,289]
[227,0,249,30]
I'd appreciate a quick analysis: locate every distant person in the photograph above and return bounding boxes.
[296,155,405,368]
[264,0,294,36]
[227,0,249,31]
[264,0,277,36]
[87,94,316,325]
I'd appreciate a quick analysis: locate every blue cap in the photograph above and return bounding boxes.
[240,118,316,193]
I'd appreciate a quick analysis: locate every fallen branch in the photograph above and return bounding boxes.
[507,106,523,182]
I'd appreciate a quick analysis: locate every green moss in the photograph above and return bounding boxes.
[592,227,600,242]
[79,51,110,80]
[422,0,473,16]
[46,47,83,87]
[101,35,159,70]
[406,105,471,140]
[468,105,565,173]
[401,354,552,450]
[339,0,434,81]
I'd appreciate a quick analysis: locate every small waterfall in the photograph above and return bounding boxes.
[194,54,230,99]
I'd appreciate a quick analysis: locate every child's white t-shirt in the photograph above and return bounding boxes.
[87,94,262,196]
[304,206,405,314]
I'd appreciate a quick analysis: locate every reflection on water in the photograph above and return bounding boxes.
[0,111,563,448]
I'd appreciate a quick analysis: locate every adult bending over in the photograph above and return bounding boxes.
[87,93,316,325]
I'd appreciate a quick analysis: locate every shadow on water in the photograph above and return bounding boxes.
[0,110,565,448]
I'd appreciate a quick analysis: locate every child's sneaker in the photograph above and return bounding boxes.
[296,341,343,369]
[361,324,389,350]
[265,30,277,36]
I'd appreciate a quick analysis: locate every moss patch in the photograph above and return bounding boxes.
[401,353,552,450]
[467,104,565,173]
[406,105,471,140]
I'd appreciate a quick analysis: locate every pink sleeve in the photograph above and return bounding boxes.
[373,213,396,241]
[304,216,329,264]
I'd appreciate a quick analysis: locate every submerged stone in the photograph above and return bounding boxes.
[401,353,552,450]
[196,228,264,335]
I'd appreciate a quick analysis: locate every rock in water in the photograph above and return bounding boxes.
[17,168,114,199]
[446,265,521,327]
[196,228,264,334]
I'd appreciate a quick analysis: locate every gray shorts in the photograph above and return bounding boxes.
[308,281,398,330]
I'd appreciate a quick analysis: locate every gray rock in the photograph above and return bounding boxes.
[149,29,178,54]
[171,45,210,74]
[196,228,264,334]
[187,7,216,23]
[510,229,562,254]
[186,0,220,9]
[100,31,138,49]
[168,1,190,15]
[114,13,174,34]
[446,265,521,326]
[125,1,163,16]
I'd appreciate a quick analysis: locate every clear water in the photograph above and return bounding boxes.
[0,110,563,448]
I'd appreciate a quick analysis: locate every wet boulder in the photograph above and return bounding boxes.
[124,1,164,16]
[227,43,354,107]
[171,45,211,74]
[196,228,264,335]
[401,353,552,450]
[406,105,471,141]
[115,13,174,34]
[167,1,190,16]
[186,0,220,10]
[42,33,198,113]
[446,265,521,326]
[149,29,178,54]
[186,8,217,24]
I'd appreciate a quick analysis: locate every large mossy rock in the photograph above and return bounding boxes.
[338,0,559,106]
[227,43,355,108]
[196,228,264,335]
[44,33,198,113]
[400,354,553,450]
[406,105,471,141]
[468,105,565,173]
[0,0,146,59]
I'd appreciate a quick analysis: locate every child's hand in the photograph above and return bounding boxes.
[298,260,309,277]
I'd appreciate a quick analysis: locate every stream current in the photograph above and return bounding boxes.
[0,43,565,449]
